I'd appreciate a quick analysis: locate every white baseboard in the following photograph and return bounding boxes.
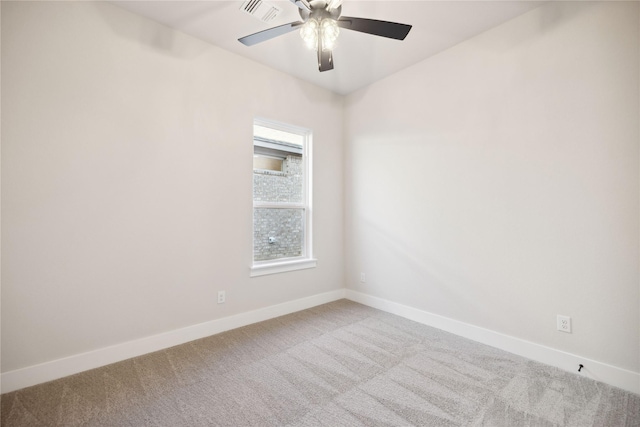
[4,288,638,396]
[346,289,640,395]
[1,289,347,394]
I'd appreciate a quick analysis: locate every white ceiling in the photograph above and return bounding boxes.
[112,1,543,95]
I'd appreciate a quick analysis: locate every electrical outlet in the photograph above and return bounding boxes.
[360,272,366,283]
[557,315,571,333]
[217,291,226,304]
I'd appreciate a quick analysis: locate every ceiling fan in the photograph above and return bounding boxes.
[238,0,412,72]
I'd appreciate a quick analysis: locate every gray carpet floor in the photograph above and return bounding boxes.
[1,299,638,426]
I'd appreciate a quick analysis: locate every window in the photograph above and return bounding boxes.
[250,118,315,277]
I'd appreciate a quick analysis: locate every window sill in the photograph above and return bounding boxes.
[250,258,317,277]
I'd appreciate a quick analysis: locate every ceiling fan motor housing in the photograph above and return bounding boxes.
[299,1,342,22]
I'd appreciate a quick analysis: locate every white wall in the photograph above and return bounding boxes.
[1,1,344,373]
[345,1,639,373]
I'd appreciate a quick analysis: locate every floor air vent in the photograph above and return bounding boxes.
[240,0,282,23]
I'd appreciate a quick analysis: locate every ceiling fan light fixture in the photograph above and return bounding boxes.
[300,17,339,51]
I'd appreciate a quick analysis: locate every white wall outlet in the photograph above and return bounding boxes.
[217,291,226,304]
[557,315,571,333]
[360,272,366,283]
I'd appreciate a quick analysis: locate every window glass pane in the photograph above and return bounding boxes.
[253,208,304,261]
[253,155,283,172]
[253,152,303,204]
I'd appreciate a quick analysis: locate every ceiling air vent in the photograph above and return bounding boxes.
[240,0,282,23]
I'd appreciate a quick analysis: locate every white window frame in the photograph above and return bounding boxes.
[250,118,316,277]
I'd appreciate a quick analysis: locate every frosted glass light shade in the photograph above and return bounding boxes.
[321,19,339,51]
[300,19,318,50]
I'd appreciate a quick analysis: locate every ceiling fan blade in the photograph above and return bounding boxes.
[337,17,412,40]
[238,21,303,46]
[289,0,311,12]
[317,48,334,72]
